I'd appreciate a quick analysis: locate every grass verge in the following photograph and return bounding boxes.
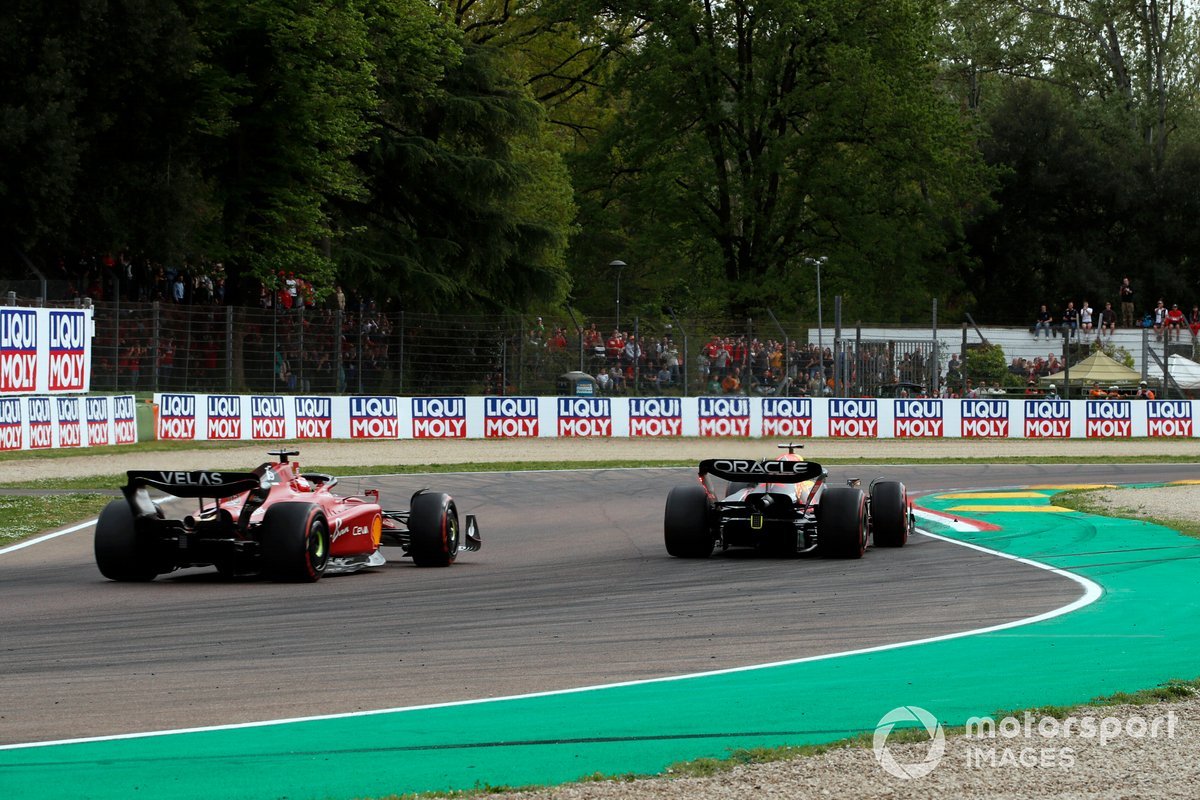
[0,494,111,546]
[1054,486,1200,539]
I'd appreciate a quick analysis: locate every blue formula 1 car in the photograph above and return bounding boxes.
[663,444,913,558]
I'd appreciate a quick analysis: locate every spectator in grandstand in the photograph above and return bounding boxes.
[1153,299,1168,339]
[662,340,680,385]
[1136,380,1156,400]
[1190,305,1200,340]
[1034,304,1053,337]
[1079,300,1093,334]
[1061,301,1078,338]
[1119,277,1135,327]
[1099,302,1117,338]
[1166,303,1185,341]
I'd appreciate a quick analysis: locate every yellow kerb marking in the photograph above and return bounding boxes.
[938,492,1047,499]
[1167,480,1200,486]
[1025,484,1116,490]
[947,505,1074,513]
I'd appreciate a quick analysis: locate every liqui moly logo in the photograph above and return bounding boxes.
[113,395,137,444]
[27,396,52,448]
[1085,400,1132,438]
[557,397,611,437]
[629,398,682,437]
[85,396,110,446]
[158,393,196,440]
[206,395,242,440]
[829,398,878,438]
[413,397,467,439]
[249,396,286,439]
[294,396,332,439]
[48,310,86,391]
[762,398,813,438]
[350,396,399,439]
[0,398,21,451]
[894,399,943,438]
[961,399,1009,437]
[1147,400,1193,438]
[1024,399,1071,438]
[57,397,81,447]
[484,397,539,438]
[698,396,749,437]
[0,309,37,393]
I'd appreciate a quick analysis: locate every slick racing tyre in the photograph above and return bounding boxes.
[94,499,159,581]
[819,487,867,559]
[870,480,910,548]
[260,502,329,582]
[408,492,460,567]
[664,484,715,558]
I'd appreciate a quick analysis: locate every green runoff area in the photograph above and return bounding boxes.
[1,485,1199,800]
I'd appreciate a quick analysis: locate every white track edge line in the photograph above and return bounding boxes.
[0,507,1103,751]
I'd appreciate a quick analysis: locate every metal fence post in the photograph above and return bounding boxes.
[225,306,234,392]
[152,301,161,392]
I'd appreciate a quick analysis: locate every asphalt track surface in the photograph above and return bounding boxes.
[0,463,1193,747]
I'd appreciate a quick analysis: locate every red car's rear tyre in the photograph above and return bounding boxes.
[408,492,459,567]
[870,481,910,548]
[94,499,159,581]
[819,487,867,559]
[664,484,714,558]
[260,502,329,582]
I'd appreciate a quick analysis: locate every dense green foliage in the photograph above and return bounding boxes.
[1,0,1197,320]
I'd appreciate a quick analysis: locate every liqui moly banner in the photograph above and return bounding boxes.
[557,397,611,437]
[960,399,1009,438]
[84,396,110,446]
[250,396,287,439]
[0,397,20,451]
[56,396,82,447]
[1024,399,1071,438]
[698,396,749,436]
[829,398,878,438]
[1147,400,1192,437]
[0,307,93,394]
[349,396,399,439]
[484,396,539,438]
[158,393,197,440]
[1085,400,1131,438]
[628,397,682,437]
[26,396,53,449]
[413,397,467,439]
[295,396,332,439]
[762,398,812,438]
[894,399,943,438]
[113,395,138,444]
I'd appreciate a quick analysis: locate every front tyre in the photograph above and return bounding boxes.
[94,500,158,581]
[819,487,867,559]
[408,492,459,567]
[870,481,910,548]
[260,502,329,582]
[664,484,715,558]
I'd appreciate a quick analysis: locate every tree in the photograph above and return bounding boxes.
[568,0,986,320]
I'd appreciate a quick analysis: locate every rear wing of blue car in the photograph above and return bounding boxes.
[698,459,826,483]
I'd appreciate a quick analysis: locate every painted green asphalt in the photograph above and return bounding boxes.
[3,490,1199,800]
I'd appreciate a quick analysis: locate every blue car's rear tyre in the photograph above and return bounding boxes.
[94,499,159,581]
[260,502,329,582]
[664,484,714,558]
[819,487,867,559]
[870,481,910,548]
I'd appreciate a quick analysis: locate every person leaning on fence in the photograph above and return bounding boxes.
[1136,381,1156,400]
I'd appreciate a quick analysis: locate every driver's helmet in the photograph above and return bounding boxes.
[292,475,313,492]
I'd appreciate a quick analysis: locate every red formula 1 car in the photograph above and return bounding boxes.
[663,444,912,558]
[94,450,480,582]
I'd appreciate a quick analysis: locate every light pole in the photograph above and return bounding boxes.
[804,256,826,353]
[609,260,626,332]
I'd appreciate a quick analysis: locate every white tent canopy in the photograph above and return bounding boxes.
[1151,354,1200,390]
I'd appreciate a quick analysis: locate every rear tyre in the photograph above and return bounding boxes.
[870,481,910,548]
[664,484,714,558]
[260,502,329,582]
[819,487,867,559]
[408,492,459,567]
[94,500,158,581]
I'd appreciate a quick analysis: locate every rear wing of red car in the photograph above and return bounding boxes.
[121,470,261,518]
[698,459,825,483]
